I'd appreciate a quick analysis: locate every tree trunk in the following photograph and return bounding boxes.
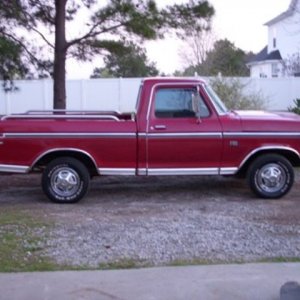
[53,0,67,109]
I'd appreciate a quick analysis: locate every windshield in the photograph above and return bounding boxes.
[203,85,228,115]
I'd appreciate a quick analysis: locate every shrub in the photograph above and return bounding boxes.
[209,77,266,110]
[288,99,300,115]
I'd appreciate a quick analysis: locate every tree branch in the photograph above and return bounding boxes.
[27,0,55,25]
[28,26,54,49]
[1,31,40,64]
[66,22,126,49]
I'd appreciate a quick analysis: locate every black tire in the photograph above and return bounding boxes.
[247,154,294,199]
[42,157,90,203]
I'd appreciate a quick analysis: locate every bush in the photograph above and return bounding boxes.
[209,77,266,110]
[288,99,300,115]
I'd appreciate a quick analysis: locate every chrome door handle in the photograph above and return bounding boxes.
[154,125,166,130]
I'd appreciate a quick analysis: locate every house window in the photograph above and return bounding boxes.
[259,67,267,78]
[272,28,277,49]
[272,63,279,77]
[272,27,277,49]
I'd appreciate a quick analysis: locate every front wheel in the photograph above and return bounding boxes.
[247,154,294,199]
[42,157,90,203]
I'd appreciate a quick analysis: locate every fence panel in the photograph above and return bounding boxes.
[244,78,300,110]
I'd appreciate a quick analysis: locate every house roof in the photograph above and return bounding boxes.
[264,0,298,26]
[247,46,282,65]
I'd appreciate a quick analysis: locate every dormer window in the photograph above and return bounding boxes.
[272,28,277,49]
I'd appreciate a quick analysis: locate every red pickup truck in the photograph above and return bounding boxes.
[0,78,299,203]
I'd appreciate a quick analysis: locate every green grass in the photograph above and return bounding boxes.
[168,258,213,267]
[0,210,57,272]
[168,257,300,268]
[98,258,150,270]
[257,257,300,264]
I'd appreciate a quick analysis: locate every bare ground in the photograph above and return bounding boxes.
[0,171,300,268]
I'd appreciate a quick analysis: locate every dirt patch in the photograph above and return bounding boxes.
[0,171,300,269]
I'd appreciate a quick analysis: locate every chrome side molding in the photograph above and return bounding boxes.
[98,168,136,176]
[0,164,30,173]
[147,168,219,176]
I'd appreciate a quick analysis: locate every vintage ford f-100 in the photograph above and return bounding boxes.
[0,78,299,203]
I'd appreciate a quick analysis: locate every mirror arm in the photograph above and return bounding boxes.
[196,85,202,124]
[196,114,202,124]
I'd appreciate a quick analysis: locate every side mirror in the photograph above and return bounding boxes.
[192,93,202,123]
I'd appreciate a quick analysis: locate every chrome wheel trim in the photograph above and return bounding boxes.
[256,163,287,193]
[50,167,80,197]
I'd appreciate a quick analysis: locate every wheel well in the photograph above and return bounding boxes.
[32,150,99,176]
[236,149,300,178]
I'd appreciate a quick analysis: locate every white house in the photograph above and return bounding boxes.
[247,0,300,78]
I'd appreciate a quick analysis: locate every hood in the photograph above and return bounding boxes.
[233,110,300,132]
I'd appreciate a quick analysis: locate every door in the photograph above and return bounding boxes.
[146,84,223,175]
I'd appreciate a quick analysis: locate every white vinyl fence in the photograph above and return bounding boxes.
[1,77,300,115]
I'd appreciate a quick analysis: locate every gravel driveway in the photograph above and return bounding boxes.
[0,171,300,268]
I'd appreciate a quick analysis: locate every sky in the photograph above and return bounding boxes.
[66,0,291,79]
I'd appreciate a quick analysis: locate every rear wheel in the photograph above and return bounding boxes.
[247,154,294,199]
[42,157,90,203]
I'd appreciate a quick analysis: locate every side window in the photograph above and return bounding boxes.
[154,88,210,118]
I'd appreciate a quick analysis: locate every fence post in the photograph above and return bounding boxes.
[80,80,86,110]
[5,92,10,115]
[290,77,297,108]
[43,80,48,110]
[118,77,122,112]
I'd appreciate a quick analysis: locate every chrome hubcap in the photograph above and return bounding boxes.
[256,163,286,193]
[51,167,80,197]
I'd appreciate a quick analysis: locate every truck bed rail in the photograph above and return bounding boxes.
[0,110,130,121]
